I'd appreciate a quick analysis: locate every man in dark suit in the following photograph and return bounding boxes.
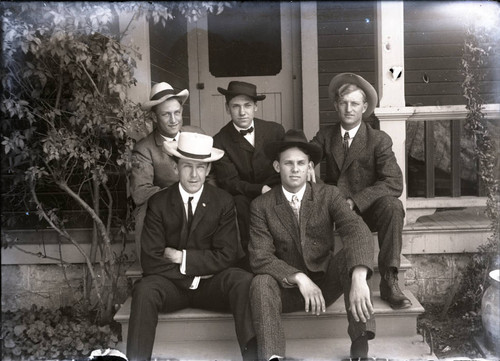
[213,81,285,270]
[126,130,257,361]
[249,130,376,360]
[130,82,189,261]
[311,73,411,309]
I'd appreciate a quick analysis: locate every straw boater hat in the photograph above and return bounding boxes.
[163,130,224,163]
[328,73,378,119]
[217,81,266,102]
[264,129,323,165]
[141,82,189,111]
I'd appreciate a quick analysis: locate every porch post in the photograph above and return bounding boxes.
[374,1,408,212]
[119,12,151,107]
[300,1,319,141]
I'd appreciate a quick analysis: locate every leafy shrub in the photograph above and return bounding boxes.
[1,304,120,361]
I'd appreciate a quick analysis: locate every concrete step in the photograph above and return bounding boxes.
[114,334,435,361]
[115,290,424,345]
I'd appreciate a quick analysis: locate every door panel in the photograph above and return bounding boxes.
[188,3,294,136]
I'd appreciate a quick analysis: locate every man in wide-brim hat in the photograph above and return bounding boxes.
[127,130,257,361]
[249,129,376,360]
[212,80,285,272]
[130,82,190,262]
[311,73,412,311]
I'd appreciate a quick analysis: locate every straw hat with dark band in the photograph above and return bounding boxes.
[141,82,189,111]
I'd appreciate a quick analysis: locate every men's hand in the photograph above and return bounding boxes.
[287,272,326,315]
[262,185,272,194]
[349,266,374,323]
[346,198,355,211]
[164,247,182,264]
[307,167,317,183]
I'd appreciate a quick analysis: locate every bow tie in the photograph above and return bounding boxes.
[239,127,254,136]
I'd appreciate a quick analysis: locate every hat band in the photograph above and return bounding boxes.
[177,148,211,160]
[151,89,176,101]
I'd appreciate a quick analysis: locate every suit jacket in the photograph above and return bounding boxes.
[130,128,178,206]
[213,118,285,199]
[141,183,240,289]
[311,122,403,213]
[249,182,374,288]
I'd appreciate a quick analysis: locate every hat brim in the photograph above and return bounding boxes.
[264,141,323,166]
[163,141,224,163]
[141,89,189,111]
[217,87,266,101]
[328,73,378,119]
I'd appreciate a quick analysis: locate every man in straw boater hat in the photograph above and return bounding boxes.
[126,129,257,361]
[213,80,285,271]
[130,82,190,262]
[311,73,411,309]
[248,129,376,360]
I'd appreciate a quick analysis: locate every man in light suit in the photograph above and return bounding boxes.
[311,73,411,309]
[249,129,376,360]
[213,81,285,271]
[130,82,189,261]
[127,130,257,361]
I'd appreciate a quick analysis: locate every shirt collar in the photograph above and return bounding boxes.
[161,133,178,142]
[341,122,361,139]
[233,120,255,133]
[282,183,307,203]
[178,183,204,204]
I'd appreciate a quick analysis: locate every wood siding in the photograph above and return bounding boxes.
[404,2,500,106]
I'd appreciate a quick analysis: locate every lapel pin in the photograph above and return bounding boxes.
[202,203,206,207]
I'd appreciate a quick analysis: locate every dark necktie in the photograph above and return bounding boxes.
[343,132,350,155]
[187,196,194,231]
[240,126,254,136]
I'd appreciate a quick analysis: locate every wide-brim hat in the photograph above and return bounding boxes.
[217,81,266,102]
[264,129,323,165]
[141,82,189,111]
[328,73,378,119]
[164,131,224,163]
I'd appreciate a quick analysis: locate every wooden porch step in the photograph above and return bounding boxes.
[114,290,424,344]
[114,334,435,361]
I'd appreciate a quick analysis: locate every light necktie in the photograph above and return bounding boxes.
[187,196,194,231]
[290,194,300,221]
[343,131,350,155]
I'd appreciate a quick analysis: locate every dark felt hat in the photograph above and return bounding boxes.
[328,73,378,119]
[217,81,266,102]
[264,129,323,165]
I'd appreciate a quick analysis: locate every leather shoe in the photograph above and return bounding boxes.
[350,334,369,359]
[380,268,412,309]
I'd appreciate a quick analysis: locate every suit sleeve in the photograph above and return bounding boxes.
[328,189,374,278]
[213,135,266,198]
[184,198,240,275]
[249,199,302,286]
[351,133,403,212]
[130,144,163,206]
[140,198,186,279]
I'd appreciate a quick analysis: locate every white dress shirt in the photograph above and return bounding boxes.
[340,122,361,148]
[178,184,204,289]
[233,120,255,147]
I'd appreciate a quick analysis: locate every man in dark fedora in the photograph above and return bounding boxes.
[127,129,257,361]
[249,129,376,360]
[311,73,411,309]
[130,82,195,262]
[213,80,285,271]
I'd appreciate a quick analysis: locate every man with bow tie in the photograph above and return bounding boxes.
[311,73,411,310]
[213,81,285,271]
[126,130,257,361]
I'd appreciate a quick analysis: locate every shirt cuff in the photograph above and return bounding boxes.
[180,250,187,274]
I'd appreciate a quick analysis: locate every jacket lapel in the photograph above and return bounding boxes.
[274,188,302,254]
[171,187,189,249]
[189,187,209,236]
[299,184,313,242]
[331,125,345,172]
[343,122,367,171]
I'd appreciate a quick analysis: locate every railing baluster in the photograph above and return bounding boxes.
[424,120,435,198]
[451,120,461,197]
